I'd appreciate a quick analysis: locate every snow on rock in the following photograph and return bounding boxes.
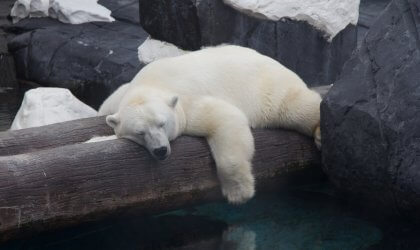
[10,0,114,24]
[223,0,360,40]
[138,37,188,64]
[10,88,97,130]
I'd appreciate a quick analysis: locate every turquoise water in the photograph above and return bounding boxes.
[163,190,383,250]
[1,186,389,250]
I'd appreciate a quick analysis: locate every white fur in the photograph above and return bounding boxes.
[99,45,321,204]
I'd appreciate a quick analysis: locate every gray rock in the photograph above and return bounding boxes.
[357,0,392,46]
[322,0,420,219]
[139,0,357,86]
[99,0,139,24]
[0,0,17,88]
[7,18,148,109]
[4,0,145,108]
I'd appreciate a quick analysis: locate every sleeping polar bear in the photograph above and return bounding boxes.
[99,45,322,204]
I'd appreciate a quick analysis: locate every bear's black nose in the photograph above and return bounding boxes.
[153,147,168,160]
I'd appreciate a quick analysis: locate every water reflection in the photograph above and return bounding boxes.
[1,188,394,250]
[166,191,384,250]
[221,226,256,250]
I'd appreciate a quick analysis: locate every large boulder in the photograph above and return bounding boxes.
[6,0,146,109]
[139,0,359,86]
[7,19,148,109]
[321,0,420,218]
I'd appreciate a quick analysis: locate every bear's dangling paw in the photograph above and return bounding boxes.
[220,170,255,204]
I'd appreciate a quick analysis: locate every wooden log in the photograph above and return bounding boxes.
[0,119,321,241]
[0,116,113,156]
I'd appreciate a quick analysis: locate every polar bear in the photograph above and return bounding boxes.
[98,45,321,204]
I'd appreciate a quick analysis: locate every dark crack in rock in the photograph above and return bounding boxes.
[321,0,420,219]
[0,0,17,88]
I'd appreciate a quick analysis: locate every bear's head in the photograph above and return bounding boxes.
[105,96,179,160]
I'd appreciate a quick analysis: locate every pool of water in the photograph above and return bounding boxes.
[1,185,419,250]
[0,88,419,250]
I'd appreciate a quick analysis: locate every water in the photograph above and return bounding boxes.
[1,184,419,250]
[0,186,383,250]
[0,89,419,250]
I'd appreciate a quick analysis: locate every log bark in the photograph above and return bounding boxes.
[0,116,113,156]
[0,117,321,241]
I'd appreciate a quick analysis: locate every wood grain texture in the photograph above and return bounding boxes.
[0,116,113,156]
[0,117,321,241]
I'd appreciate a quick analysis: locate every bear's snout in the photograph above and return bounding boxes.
[153,146,168,160]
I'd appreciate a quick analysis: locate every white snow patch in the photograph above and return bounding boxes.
[84,135,118,143]
[10,0,115,24]
[10,88,97,130]
[223,0,360,41]
[138,37,188,64]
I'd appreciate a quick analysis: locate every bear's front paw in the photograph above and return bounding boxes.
[221,174,255,204]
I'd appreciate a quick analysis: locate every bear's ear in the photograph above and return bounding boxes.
[168,96,178,108]
[106,114,120,128]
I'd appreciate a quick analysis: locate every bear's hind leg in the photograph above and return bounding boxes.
[277,89,322,148]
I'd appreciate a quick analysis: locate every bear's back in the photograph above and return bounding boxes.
[131,45,309,125]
